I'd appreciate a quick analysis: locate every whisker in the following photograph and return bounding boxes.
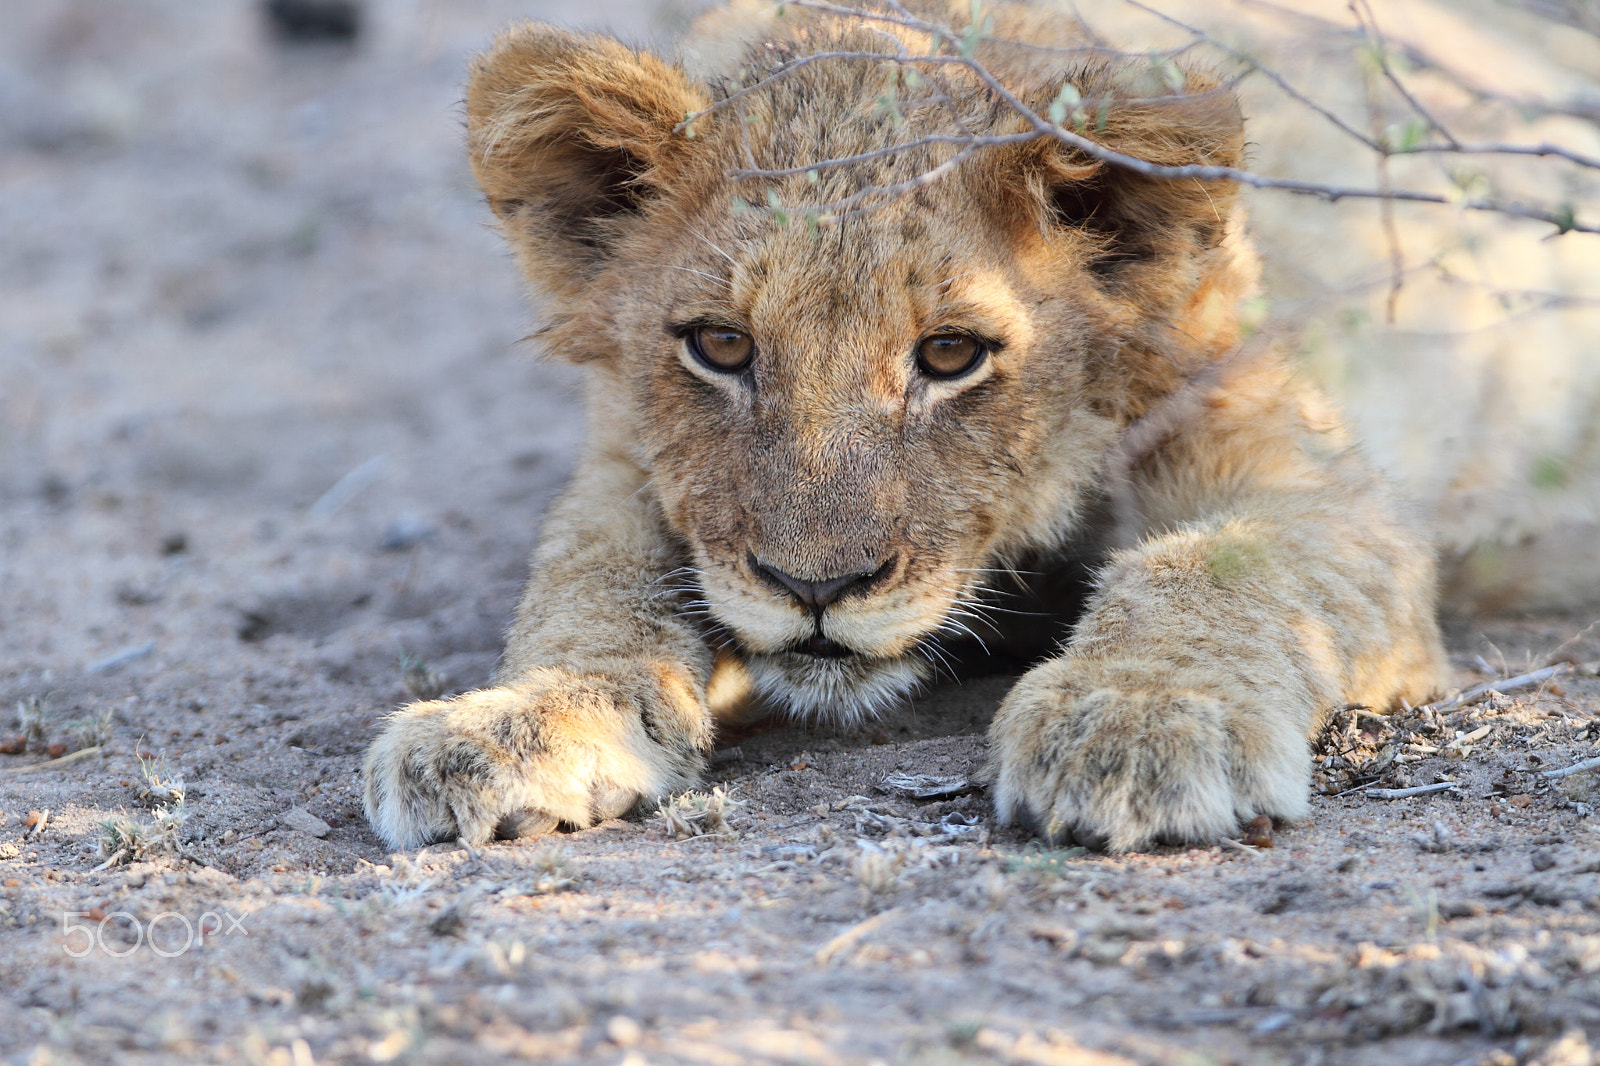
[689,228,739,268]
[936,616,990,655]
[666,265,732,289]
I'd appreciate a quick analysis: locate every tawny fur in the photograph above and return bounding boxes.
[363,0,1447,851]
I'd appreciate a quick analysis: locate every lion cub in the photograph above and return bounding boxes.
[363,0,1446,852]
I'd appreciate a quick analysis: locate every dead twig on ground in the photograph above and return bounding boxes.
[1542,755,1600,780]
[1440,725,1493,751]
[0,745,102,776]
[1419,665,1570,715]
[814,907,904,965]
[1365,782,1460,799]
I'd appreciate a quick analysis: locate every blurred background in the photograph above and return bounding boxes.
[1,0,1597,693]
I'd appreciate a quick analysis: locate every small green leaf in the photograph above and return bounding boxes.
[1446,167,1488,202]
[1154,55,1186,94]
[961,1,985,57]
[1532,453,1569,489]
[1384,118,1427,153]
[1048,82,1081,125]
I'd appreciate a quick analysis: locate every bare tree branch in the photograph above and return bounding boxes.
[1349,0,1461,149]
[1118,1,1600,169]
[1121,0,1382,152]
[716,0,1600,236]
[729,130,1034,179]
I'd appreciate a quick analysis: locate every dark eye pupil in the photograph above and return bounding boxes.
[690,326,753,371]
[917,334,983,377]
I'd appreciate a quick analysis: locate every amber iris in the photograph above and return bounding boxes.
[916,333,986,378]
[688,325,755,371]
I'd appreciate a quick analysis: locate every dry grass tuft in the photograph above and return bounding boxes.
[96,748,190,869]
[135,749,186,808]
[96,803,186,870]
[851,846,905,898]
[524,844,581,894]
[16,698,48,743]
[658,786,741,840]
[68,706,114,749]
[399,652,447,702]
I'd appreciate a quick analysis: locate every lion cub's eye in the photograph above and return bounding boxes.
[915,333,986,379]
[687,325,755,372]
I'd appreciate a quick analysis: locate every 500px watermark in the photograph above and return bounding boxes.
[61,909,248,958]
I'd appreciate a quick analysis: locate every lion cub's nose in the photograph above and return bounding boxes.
[750,555,895,616]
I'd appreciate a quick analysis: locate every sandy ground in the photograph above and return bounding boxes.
[2,2,1600,1064]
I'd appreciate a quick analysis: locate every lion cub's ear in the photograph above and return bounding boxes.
[1009,64,1245,281]
[466,25,708,284]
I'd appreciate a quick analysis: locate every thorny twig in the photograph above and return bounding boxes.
[1121,0,1380,151]
[709,0,1600,235]
[1349,0,1460,150]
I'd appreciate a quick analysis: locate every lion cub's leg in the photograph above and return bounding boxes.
[990,504,1445,852]
[364,451,715,849]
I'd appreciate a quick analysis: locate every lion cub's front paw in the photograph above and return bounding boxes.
[988,658,1310,852]
[363,667,706,849]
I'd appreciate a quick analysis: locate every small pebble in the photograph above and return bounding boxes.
[0,737,25,755]
[428,905,467,937]
[1532,848,1558,872]
[263,0,362,43]
[282,807,331,838]
[606,1015,643,1047]
[380,514,436,551]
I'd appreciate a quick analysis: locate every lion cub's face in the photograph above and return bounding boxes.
[466,19,1245,718]
[621,207,1108,717]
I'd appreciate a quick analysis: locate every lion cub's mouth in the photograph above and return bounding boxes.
[789,634,856,659]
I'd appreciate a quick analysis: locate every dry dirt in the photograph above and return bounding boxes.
[3,3,1600,1065]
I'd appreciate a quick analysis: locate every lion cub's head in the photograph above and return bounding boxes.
[467,5,1248,720]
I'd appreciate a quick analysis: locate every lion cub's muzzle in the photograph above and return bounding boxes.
[747,551,898,658]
